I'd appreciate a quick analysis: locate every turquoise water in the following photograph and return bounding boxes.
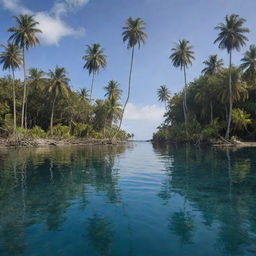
[0,143,256,256]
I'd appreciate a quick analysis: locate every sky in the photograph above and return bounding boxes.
[1,0,256,140]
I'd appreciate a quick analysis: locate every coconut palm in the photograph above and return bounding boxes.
[47,66,70,134]
[157,85,170,109]
[240,45,256,87]
[82,44,107,100]
[104,80,122,101]
[170,40,195,136]
[79,88,90,101]
[8,14,42,128]
[115,17,147,138]
[28,68,45,89]
[214,14,249,139]
[217,67,248,104]
[232,108,251,133]
[0,43,22,132]
[201,55,224,75]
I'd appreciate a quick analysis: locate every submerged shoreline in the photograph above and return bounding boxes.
[0,137,127,148]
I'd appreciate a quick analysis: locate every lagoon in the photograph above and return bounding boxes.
[0,143,255,256]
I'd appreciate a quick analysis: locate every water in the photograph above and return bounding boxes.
[0,142,256,256]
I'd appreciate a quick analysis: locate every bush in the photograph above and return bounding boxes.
[49,124,71,138]
[72,123,93,137]
[28,126,46,138]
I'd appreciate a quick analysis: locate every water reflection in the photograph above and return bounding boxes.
[153,144,256,255]
[0,145,127,256]
[0,143,256,256]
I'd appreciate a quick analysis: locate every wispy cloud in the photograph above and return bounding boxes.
[1,0,88,45]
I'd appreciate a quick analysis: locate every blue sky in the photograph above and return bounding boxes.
[1,0,256,139]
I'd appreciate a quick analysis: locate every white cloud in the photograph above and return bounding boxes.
[122,103,165,140]
[124,103,165,121]
[1,0,87,45]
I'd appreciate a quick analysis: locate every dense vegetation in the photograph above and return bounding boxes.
[154,14,256,143]
[0,15,147,141]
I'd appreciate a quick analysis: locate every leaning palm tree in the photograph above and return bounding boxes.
[8,14,42,128]
[201,55,224,75]
[170,40,195,136]
[157,85,170,109]
[104,80,122,101]
[0,43,22,132]
[82,44,107,100]
[47,66,70,134]
[214,14,249,139]
[114,17,147,139]
[240,45,256,87]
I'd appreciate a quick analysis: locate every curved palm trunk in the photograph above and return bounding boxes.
[21,47,27,128]
[50,95,57,135]
[183,65,188,137]
[114,46,135,140]
[90,71,96,101]
[225,51,232,139]
[12,68,17,133]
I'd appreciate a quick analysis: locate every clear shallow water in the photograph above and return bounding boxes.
[0,142,256,256]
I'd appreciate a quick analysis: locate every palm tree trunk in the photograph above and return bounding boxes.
[90,71,95,101]
[210,101,213,122]
[21,47,27,128]
[183,65,188,137]
[225,51,232,139]
[50,95,57,135]
[12,68,17,133]
[114,46,135,140]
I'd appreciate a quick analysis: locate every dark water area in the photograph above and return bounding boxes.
[0,143,255,256]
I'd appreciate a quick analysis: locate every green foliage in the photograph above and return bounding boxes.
[72,123,93,137]
[202,119,222,138]
[49,125,71,138]
[29,126,46,138]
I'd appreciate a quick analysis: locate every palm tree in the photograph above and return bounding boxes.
[104,80,122,101]
[240,45,256,87]
[8,14,42,128]
[82,44,107,100]
[0,43,22,132]
[104,81,122,129]
[157,85,170,109]
[201,55,224,75]
[115,17,147,139]
[232,108,251,133]
[214,14,249,139]
[79,88,90,101]
[170,40,195,136]
[47,66,70,134]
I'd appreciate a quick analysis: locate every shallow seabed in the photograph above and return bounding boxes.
[0,143,255,256]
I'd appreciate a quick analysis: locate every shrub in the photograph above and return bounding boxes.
[72,123,93,137]
[29,126,46,138]
[49,124,71,138]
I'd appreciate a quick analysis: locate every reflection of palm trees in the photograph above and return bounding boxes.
[169,210,195,244]
[86,214,113,256]
[0,145,127,255]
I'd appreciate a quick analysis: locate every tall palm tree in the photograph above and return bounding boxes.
[201,55,224,75]
[104,80,122,101]
[214,14,249,139]
[170,40,195,136]
[47,66,70,134]
[115,17,147,138]
[8,14,42,128]
[157,85,170,109]
[82,44,107,100]
[0,43,22,132]
[240,45,256,87]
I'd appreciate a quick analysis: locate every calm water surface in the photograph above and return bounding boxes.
[0,142,256,256]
